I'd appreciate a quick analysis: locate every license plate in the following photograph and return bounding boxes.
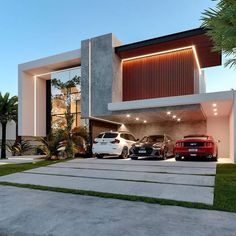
[190,154,197,156]
[189,149,198,152]
[138,150,146,154]
[101,142,107,145]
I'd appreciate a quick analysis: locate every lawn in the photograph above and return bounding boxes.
[0,161,235,212]
[214,164,236,212]
[0,160,65,177]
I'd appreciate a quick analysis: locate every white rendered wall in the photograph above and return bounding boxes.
[18,71,35,136]
[0,121,16,140]
[207,116,229,159]
[35,77,46,136]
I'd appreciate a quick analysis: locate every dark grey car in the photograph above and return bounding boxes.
[129,134,174,160]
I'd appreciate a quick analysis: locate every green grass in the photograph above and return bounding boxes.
[213,164,236,212]
[0,161,235,212]
[0,159,68,177]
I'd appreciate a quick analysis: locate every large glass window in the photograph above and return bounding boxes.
[51,67,82,130]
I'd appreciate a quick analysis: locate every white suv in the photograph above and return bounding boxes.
[92,131,137,159]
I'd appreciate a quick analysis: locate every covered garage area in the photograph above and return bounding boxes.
[91,90,235,162]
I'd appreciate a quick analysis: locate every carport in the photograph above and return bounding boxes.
[93,90,235,162]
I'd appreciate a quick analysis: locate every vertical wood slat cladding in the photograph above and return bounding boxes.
[122,49,195,101]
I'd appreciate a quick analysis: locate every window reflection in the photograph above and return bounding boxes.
[51,67,81,130]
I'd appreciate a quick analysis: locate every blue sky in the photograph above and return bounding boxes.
[0,0,235,96]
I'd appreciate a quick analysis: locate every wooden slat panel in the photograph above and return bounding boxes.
[122,49,195,101]
[117,34,221,68]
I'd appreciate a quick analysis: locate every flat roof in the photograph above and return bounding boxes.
[115,28,221,68]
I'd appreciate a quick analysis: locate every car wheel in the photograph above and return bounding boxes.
[212,154,218,162]
[162,149,168,160]
[96,154,103,159]
[120,146,129,159]
[175,156,181,161]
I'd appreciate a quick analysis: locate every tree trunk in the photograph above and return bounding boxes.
[1,122,7,159]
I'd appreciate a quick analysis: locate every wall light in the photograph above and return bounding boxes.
[167,111,171,115]
[213,108,217,112]
[126,114,130,118]
[144,120,147,123]
[172,115,176,119]
[214,112,218,116]
[177,118,181,122]
[212,103,217,107]
[135,117,139,121]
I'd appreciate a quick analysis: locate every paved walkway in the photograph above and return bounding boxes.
[0,186,235,236]
[0,158,216,205]
[0,155,44,165]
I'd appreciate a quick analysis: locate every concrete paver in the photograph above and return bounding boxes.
[0,186,235,236]
[0,158,217,205]
[27,166,215,186]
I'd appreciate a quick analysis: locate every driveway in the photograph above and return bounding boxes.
[0,158,216,205]
[0,186,236,236]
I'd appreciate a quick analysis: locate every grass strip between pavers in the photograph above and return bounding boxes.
[0,181,212,210]
[0,161,235,213]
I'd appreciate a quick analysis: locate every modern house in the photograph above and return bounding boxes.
[18,28,236,163]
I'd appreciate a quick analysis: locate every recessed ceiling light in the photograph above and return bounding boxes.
[135,117,139,121]
[143,120,147,123]
[177,118,181,122]
[126,114,130,118]
[167,111,171,115]
[214,112,218,116]
[172,115,176,119]
[213,108,217,112]
[212,103,217,107]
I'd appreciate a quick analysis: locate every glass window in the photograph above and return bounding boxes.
[51,67,82,130]
[148,135,164,142]
[96,133,104,138]
[128,134,136,141]
[103,133,118,138]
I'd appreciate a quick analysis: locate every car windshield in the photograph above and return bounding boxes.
[184,136,208,140]
[140,135,164,143]
[103,133,118,138]
[148,135,164,142]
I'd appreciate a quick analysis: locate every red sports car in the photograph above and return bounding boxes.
[174,135,218,161]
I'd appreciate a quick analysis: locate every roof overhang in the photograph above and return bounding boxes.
[115,28,221,68]
[104,91,234,124]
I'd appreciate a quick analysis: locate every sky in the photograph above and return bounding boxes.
[0,0,235,96]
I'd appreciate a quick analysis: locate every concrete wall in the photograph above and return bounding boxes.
[0,121,16,141]
[35,78,46,136]
[207,117,229,159]
[119,121,206,142]
[18,71,35,136]
[81,33,122,118]
[18,71,46,137]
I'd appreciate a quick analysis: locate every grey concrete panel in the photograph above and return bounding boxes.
[26,166,215,186]
[81,39,90,118]
[53,161,216,175]
[1,186,236,236]
[0,172,214,204]
[68,158,217,168]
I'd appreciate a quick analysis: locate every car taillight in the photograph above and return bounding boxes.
[205,142,213,147]
[111,139,120,144]
[175,142,182,147]
[93,140,98,144]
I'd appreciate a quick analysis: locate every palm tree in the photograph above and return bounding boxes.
[0,93,18,159]
[201,0,236,68]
